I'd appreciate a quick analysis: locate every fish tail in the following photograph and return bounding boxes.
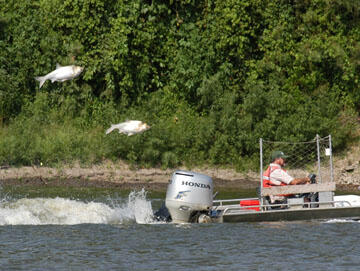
[105,125,115,134]
[35,76,46,89]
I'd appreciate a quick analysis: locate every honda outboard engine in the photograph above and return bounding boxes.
[165,170,213,223]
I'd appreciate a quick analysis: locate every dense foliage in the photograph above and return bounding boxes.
[1,0,360,169]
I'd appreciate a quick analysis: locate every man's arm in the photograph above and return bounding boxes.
[290,177,310,185]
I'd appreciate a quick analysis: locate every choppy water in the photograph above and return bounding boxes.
[0,188,360,270]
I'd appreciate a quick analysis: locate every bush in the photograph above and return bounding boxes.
[1,0,360,169]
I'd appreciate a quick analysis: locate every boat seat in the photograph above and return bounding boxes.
[256,187,273,210]
[261,183,336,197]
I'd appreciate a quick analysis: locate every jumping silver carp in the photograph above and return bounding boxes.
[106,120,151,136]
[35,64,83,89]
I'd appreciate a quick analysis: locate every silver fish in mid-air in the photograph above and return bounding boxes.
[35,64,84,89]
[106,120,151,136]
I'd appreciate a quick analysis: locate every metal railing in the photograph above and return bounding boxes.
[213,198,259,206]
[217,200,353,216]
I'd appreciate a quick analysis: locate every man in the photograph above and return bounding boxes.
[263,150,310,203]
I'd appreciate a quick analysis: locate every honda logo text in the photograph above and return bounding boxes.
[182,181,211,189]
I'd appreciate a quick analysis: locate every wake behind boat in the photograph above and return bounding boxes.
[155,135,360,223]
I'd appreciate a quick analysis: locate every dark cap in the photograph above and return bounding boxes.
[271,151,289,161]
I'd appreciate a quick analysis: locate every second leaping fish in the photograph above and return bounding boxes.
[106,120,150,136]
[35,63,84,89]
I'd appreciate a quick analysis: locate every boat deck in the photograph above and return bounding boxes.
[211,198,360,223]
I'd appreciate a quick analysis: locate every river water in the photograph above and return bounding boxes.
[0,188,360,270]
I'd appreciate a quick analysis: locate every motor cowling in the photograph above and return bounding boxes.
[165,170,213,223]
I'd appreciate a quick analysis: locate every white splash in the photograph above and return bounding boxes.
[0,189,155,225]
[109,189,155,224]
[324,219,360,223]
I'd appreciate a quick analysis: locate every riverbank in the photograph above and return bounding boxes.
[0,161,259,192]
[1,156,360,192]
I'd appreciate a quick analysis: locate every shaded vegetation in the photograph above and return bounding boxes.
[1,0,360,170]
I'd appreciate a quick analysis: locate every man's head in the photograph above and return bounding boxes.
[271,150,288,165]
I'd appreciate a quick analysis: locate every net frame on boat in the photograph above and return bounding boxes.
[259,135,334,208]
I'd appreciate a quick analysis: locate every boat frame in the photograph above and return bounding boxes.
[206,135,360,223]
[210,198,360,223]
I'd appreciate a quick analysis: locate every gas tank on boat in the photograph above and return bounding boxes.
[165,170,213,223]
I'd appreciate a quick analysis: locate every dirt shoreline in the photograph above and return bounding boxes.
[0,163,260,191]
[1,160,360,192]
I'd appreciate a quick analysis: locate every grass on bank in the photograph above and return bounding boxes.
[0,92,255,170]
[0,90,358,172]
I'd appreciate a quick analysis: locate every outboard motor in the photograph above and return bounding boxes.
[165,170,213,223]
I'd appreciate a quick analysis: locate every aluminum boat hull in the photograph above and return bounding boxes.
[217,206,360,223]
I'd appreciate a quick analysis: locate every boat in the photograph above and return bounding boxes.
[155,135,360,223]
